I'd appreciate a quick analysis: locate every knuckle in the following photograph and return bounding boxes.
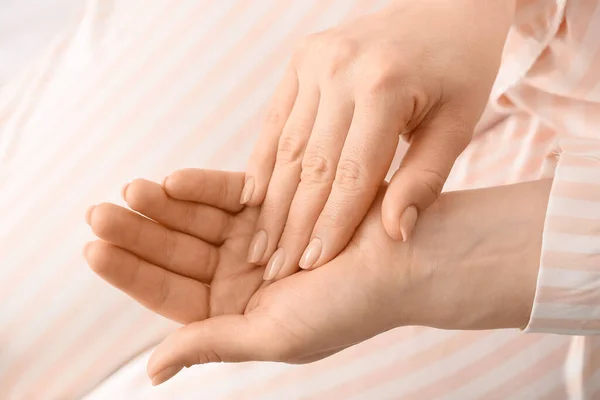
[319,201,350,228]
[322,36,356,79]
[264,105,284,127]
[293,33,320,64]
[259,199,281,216]
[162,229,178,269]
[154,264,171,308]
[276,135,304,165]
[334,158,366,191]
[421,170,445,198]
[182,204,198,232]
[406,168,445,200]
[300,153,335,184]
[206,246,220,276]
[360,53,403,94]
[281,218,310,239]
[216,178,232,205]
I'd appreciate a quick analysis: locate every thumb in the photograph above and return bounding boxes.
[147,314,281,386]
[382,116,471,241]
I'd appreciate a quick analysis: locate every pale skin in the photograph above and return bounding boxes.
[243,0,516,281]
[84,169,550,386]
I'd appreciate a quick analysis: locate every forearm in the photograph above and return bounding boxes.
[405,180,552,330]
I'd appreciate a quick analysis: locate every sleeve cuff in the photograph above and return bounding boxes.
[525,138,600,334]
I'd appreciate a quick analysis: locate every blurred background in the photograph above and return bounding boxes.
[0,0,84,84]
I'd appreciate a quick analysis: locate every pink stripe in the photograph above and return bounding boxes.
[480,342,569,399]
[400,334,547,399]
[542,250,600,271]
[535,286,600,306]
[226,328,418,400]
[0,281,120,390]
[527,317,600,332]
[311,331,496,400]
[551,181,600,203]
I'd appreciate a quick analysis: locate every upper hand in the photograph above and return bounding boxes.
[243,0,515,280]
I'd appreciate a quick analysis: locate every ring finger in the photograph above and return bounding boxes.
[269,89,353,280]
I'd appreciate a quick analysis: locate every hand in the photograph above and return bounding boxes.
[84,169,415,386]
[242,0,515,280]
[84,168,548,386]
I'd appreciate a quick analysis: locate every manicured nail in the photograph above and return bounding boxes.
[247,230,268,263]
[299,238,322,270]
[83,242,92,257]
[240,177,255,204]
[121,182,130,200]
[85,205,95,225]
[264,248,285,280]
[151,365,183,386]
[399,205,418,242]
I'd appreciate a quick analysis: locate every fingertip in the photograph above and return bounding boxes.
[381,197,403,241]
[383,219,404,242]
[82,241,93,258]
[121,182,130,201]
[399,205,418,242]
[299,238,322,270]
[240,177,255,205]
[85,205,96,226]
[150,365,183,386]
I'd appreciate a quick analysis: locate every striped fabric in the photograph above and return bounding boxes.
[0,0,598,399]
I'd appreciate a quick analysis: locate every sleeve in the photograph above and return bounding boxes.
[526,137,600,334]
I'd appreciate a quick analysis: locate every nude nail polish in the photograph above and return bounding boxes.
[247,230,268,263]
[299,238,322,270]
[240,177,255,204]
[85,205,95,225]
[264,248,285,280]
[83,241,92,257]
[151,365,183,386]
[399,205,418,242]
[121,182,130,200]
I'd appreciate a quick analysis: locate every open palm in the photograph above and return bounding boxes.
[84,169,411,384]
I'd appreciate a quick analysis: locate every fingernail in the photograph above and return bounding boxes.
[85,205,95,225]
[399,206,418,242]
[121,182,130,200]
[83,241,92,257]
[264,248,285,280]
[247,230,268,263]
[299,238,322,270]
[151,365,183,386]
[240,177,255,204]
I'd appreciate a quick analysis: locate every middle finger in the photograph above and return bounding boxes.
[247,86,320,266]
[269,89,353,280]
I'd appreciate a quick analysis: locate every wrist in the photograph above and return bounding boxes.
[402,180,551,330]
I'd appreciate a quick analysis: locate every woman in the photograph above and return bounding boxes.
[85,0,600,396]
[2,0,599,398]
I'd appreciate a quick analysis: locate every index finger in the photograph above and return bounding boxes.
[242,65,299,206]
[302,97,401,269]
